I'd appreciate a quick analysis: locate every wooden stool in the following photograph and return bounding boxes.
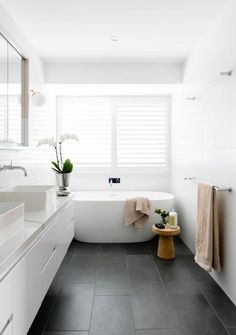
[152,225,180,259]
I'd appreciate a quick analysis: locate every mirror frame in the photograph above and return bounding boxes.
[0,32,29,150]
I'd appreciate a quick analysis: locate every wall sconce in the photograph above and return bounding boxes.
[29,89,46,107]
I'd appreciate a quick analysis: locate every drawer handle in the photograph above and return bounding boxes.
[41,245,57,273]
[0,315,12,335]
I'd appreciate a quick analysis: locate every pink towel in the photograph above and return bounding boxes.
[124,197,150,231]
[194,183,221,272]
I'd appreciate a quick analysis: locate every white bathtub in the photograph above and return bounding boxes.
[73,191,174,243]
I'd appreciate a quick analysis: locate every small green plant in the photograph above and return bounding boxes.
[51,158,73,174]
[154,208,169,224]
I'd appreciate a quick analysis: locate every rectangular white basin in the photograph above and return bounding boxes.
[0,202,24,244]
[0,185,55,211]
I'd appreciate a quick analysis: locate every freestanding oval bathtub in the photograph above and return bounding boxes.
[73,191,174,243]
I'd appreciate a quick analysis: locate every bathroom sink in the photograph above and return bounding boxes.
[0,185,55,211]
[0,202,24,244]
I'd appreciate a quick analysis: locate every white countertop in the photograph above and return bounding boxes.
[0,191,74,282]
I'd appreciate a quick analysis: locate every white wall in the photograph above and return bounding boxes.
[46,63,183,84]
[171,0,236,304]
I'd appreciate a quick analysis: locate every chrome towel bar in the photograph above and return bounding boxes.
[184,177,232,192]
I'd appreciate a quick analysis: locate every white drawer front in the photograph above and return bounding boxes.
[0,273,13,334]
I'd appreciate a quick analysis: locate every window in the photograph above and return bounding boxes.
[0,95,21,143]
[57,96,170,172]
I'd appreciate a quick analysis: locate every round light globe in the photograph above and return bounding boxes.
[31,92,46,107]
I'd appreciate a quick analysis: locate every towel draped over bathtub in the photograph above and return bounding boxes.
[194,183,221,272]
[124,197,150,231]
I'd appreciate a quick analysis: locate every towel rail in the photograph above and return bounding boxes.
[184,177,232,192]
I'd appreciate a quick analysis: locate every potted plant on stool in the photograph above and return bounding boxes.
[154,208,169,225]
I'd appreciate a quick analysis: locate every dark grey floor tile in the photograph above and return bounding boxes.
[217,310,236,328]
[227,328,236,335]
[44,332,88,335]
[136,330,182,335]
[174,238,192,256]
[100,243,126,263]
[28,296,57,335]
[197,281,236,327]
[126,242,151,255]
[90,295,135,335]
[169,293,229,335]
[73,242,101,255]
[47,273,63,296]
[95,277,130,295]
[96,261,128,281]
[63,255,99,283]
[46,283,94,331]
[181,255,214,282]
[127,255,161,283]
[95,262,130,295]
[157,261,201,294]
[131,282,178,329]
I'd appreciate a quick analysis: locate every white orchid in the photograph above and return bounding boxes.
[37,137,56,147]
[59,133,79,143]
[37,133,79,173]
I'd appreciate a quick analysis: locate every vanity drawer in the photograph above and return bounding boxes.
[29,202,73,272]
[40,219,74,297]
[0,273,13,334]
[56,202,74,233]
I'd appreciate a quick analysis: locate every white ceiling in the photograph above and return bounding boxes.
[0,0,229,64]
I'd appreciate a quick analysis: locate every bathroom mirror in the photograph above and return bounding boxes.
[0,33,28,149]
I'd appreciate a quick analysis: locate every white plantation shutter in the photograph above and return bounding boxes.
[8,95,21,143]
[57,96,112,167]
[57,96,170,171]
[116,97,170,169]
[0,95,7,141]
[0,95,21,143]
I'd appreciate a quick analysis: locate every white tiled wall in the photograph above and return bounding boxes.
[171,0,236,304]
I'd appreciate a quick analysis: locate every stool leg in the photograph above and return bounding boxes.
[157,235,175,259]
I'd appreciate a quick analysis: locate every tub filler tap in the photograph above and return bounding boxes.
[109,178,120,187]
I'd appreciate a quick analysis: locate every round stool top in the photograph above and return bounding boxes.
[152,225,180,236]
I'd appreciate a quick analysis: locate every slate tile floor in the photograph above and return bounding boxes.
[28,238,236,335]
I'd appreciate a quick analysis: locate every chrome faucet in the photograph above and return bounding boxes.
[109,178,120,187]
[0,161,28,176]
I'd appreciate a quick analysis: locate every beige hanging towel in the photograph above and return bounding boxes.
[194,183,221,272]
[124,197,150,231]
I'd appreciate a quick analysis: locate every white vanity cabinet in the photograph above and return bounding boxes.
[0,273,13,335]
[12,201,74,335]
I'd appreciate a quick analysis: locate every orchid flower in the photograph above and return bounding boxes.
[37,133,79,173]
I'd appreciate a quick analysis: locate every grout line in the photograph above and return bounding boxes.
[150,240,186,334]
[198,287,234,335]
[87,243,101,334]
[125,251,137,332]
